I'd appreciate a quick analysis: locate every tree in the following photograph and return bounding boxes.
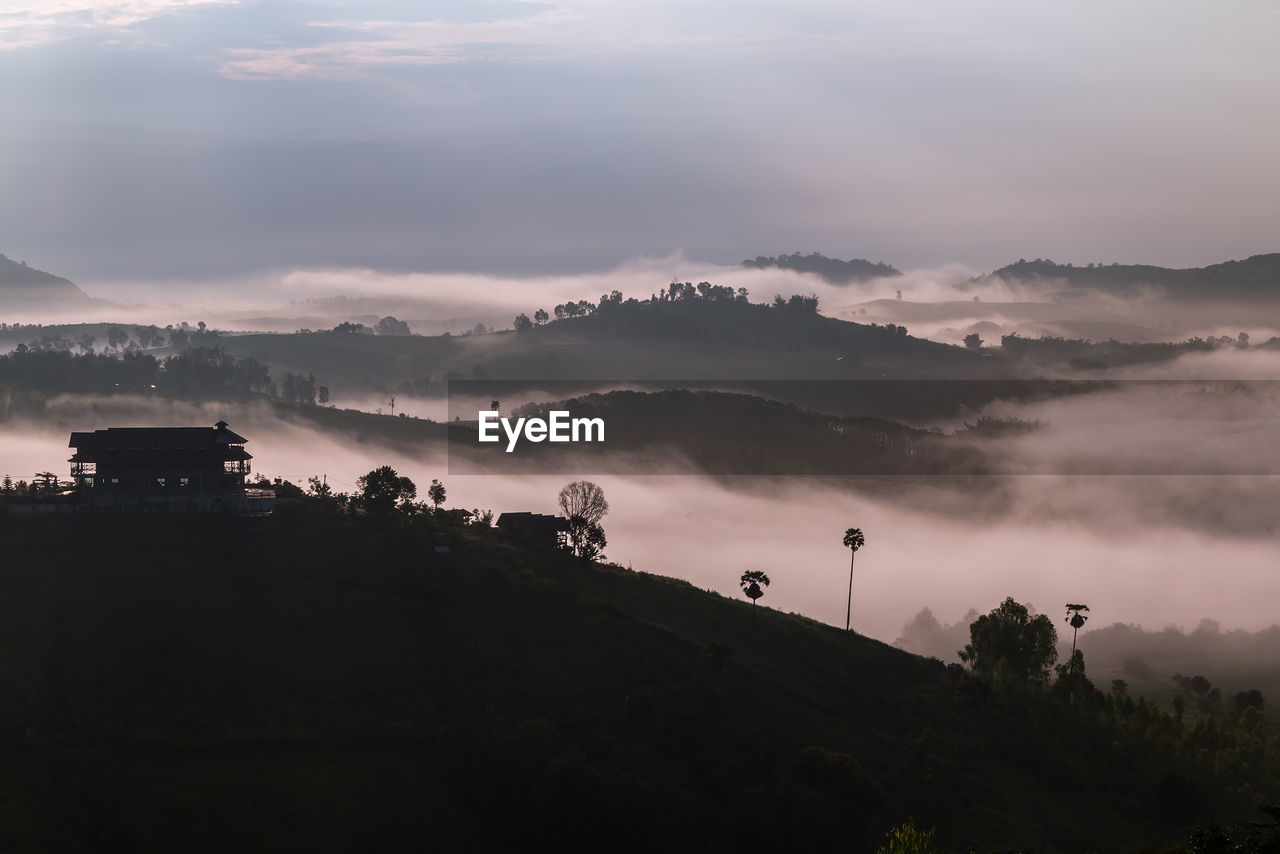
[740,569,770,612]
[964,333,983,351]
[558,480,609,559]
[357,466,416,514]
[1064,603,1089,674]
[428,478,446,509]
[842,528,865,631]
[318,385,330,405]
[374,316,411,336]
[876,820,936,854]
[959,597,1058,690]
[513,313,532,332]
[533,308,549,326]
[574,521,607,561]
[297,372,318,406]
[1053,649,1093,700]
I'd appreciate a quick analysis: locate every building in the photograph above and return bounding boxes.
[67,420,271,513]
[496,511,569,550]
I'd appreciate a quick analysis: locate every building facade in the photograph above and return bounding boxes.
[68,420,260,508]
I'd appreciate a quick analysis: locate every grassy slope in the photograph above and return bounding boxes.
[0,511,1226,852]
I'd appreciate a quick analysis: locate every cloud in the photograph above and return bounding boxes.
[67,252,914,332]
[0,0,238,50]
[214,1,925,81]
[8,398,1280,644]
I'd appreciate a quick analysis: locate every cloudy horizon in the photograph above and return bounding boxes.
[2,0,1278,283]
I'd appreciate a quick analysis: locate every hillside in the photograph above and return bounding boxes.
[0,510,1262,852]
[0,253,93,307]
[966,254,1280,301]
[217,296,1009,396]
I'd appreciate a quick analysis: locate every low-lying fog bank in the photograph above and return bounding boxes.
[13,253,1280,350]
[4,395,1278,648]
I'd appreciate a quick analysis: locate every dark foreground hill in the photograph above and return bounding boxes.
[0,510,1257,852]
[0,253,93,308]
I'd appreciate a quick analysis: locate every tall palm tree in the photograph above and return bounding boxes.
[842,528,865,631]
[1065,603,1090,674]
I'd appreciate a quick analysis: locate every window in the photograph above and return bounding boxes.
[156,477,166,486]
[179,477,190,487]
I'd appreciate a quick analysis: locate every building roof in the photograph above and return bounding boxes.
[68,422,251,461]
[496,511,569,531]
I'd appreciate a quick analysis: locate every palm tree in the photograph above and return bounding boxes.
[1065,603,1090,674]
[842,528,865,631]
[740,570,770,615]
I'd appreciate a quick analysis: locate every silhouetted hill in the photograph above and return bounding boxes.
[0,253,92,306]
[0,511,1253,852]
[218,293,1008,396]
[967,254,1280,300]
[741,252,901,282]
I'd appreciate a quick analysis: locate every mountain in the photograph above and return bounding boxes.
[217,294,1006,396]
[967,254,1280,300]
[741,251,902,283]
[0,510,1257,852]
[0,253,92,307]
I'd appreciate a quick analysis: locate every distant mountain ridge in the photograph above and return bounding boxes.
[741,252,901,283]
[968,253,1280,300]
[0,253,92,306]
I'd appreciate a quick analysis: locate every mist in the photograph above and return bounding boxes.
[7,394,1280,649]
[13,253,1280,361]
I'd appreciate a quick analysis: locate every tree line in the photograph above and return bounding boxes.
[0,345,330,405]
[511,282,823,333]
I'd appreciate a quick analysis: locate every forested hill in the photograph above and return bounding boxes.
[0,253,92,306]
[0,510,1266,852]
[741,252,901,282]
[967,253,1280,300]
[218,290,1004,394]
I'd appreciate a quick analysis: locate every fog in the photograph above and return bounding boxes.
[6,391,1279,647]
[13,253,1280,355]
[62,254,916,332]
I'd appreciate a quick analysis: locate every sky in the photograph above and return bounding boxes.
[1,0,1279,284]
